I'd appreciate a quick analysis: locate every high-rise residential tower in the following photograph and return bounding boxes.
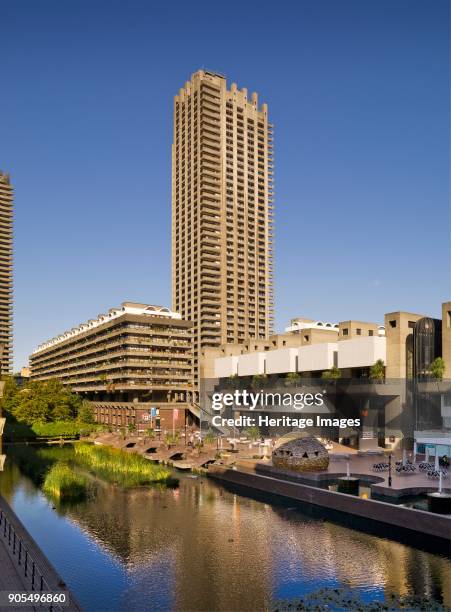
[172,70,274,384]
[0,173,13,375]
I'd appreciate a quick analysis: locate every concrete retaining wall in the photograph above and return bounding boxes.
[207,465,451,541]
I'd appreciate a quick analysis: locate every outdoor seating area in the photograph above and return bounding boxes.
[372,462,389,472]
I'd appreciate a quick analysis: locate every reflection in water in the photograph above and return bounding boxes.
[0,447,450,612]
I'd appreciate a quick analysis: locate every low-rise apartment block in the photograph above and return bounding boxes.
[30,303,193,433]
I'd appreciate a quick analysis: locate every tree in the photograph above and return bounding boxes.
[128,423,136,435]
[321,367,341,381]
[227,374,238,388]
[9,379,81,425]
[431,357,445,382]
[251,374,268,389]
[284,372,300,387]
[78,400,95,424]
[204,429,215,445]
[369,359,385,383]
[246,425,260,441]
[0,376,20,414]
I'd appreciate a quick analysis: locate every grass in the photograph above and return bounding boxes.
[42,463,88,501]
[74,443,177,487]
[32,421,102,438]
[4,419,104,441]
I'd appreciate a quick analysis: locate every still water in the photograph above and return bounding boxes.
[0,445,450,612]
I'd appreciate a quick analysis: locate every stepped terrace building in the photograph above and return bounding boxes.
[0,172,13,375]
[30,303,193,433]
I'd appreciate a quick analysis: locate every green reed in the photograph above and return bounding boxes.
[42,463,88,500]
[73,443,176,486]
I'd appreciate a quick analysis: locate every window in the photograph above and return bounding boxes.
[389,320,397,328]
[303,334,309,342]
[447,311,451,327]
[408,321,416,329]
[342,328,349,336]
[368,330,374,337]
[356,328,362,336]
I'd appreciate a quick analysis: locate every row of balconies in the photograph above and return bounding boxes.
[31,335,192,369]
[34,368,193,384]
[32,355,192,377]
[32,323,191,362]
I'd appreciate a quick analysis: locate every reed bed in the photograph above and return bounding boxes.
[74,443,175,486]
[42,463,87,500]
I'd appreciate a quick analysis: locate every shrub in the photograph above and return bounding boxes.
[164,432,180,446]
[369,359,385,383]
[321,366,341,380]
[245,426,260,441]
[431,357,445,382]
[32,421,99,439]
[204,430,215,445]
[77,400,95,424]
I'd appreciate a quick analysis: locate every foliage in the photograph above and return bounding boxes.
[164,432,180,446]
[32,421,99,439]
[284,372,300,387]
[145,427,156,439]
[369,359,385,383]
[204,430,215,445]
[0,377,21,413]
[42,463,87,500]
[273,587,447,611]
[77,400,95,424]
[251,374,268,388]
[3,417,101,441]
[74,443,175,486]
[245,426,260,441]
[227,374,238,387]
[1,378,82,425]
[128,423,136,434]
[431,357,445,382]
[321,366,341,380]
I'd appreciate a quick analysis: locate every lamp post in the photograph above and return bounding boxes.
[388,453,392,487]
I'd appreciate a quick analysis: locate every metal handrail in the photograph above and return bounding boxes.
[0,508,65,610]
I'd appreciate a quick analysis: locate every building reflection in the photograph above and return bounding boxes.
[64,477,274,611]
[2,458,449,611]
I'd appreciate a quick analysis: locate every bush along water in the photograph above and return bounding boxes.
[74,443,178,487]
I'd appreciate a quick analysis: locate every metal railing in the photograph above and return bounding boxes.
[0,507,64,610]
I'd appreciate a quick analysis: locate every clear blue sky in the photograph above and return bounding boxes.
[1,0,449,370]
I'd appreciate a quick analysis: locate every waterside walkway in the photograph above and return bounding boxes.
[0,495,81,611]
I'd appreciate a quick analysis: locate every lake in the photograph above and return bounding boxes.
[0,444,450,611]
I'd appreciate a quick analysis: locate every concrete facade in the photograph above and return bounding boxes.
[0,173,13,375]
[172,70,274,386]
[29,303,194,431]
[337,336,386,369]
[265,348,297,375]
[384,311,424,379]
